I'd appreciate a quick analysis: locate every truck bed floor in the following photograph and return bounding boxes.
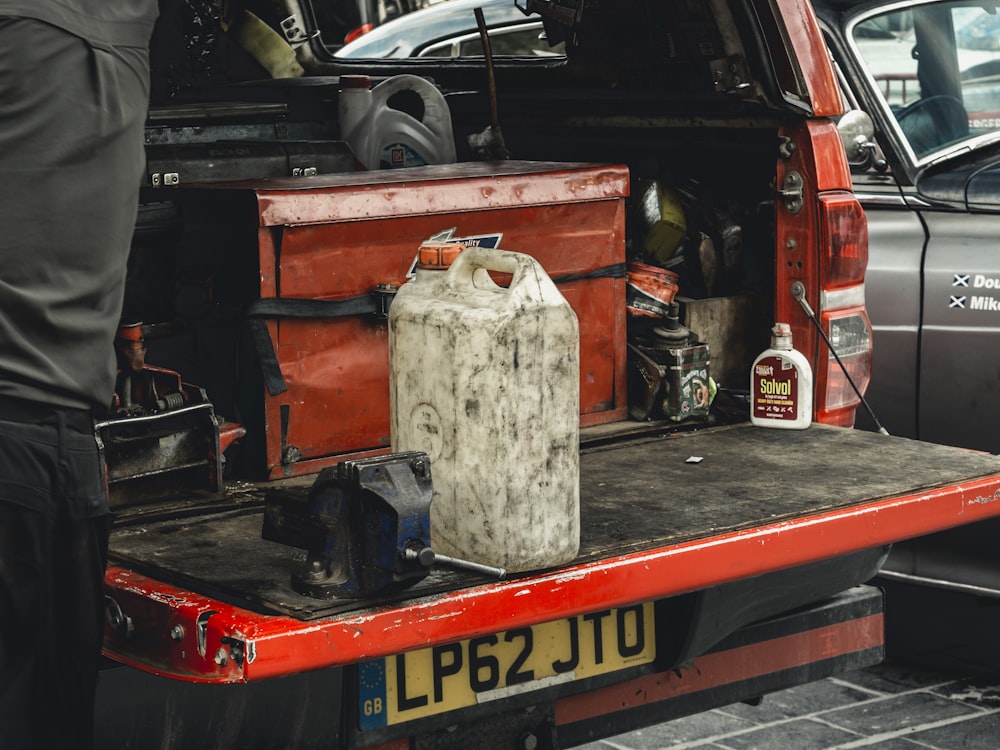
[108,423,1000,620]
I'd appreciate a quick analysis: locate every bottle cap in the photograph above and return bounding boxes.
[771,322,793,349]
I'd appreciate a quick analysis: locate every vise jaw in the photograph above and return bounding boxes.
[263,451,434,599]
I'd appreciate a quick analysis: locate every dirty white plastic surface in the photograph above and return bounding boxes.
[338,74,456,170]
[389,246,580,572]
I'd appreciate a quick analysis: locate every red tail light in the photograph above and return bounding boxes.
[819,193,868,290]
[775,120,873,427]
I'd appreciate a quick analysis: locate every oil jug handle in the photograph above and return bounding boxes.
[447,246,558,306]
[371,74,453,128]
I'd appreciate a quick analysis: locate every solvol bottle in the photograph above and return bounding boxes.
[750,322,813,429]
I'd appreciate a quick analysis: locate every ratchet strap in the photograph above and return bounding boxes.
[247,263,626,396]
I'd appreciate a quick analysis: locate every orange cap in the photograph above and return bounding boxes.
[417,242,464,270]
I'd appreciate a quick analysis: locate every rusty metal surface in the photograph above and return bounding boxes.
[186,161,630,226]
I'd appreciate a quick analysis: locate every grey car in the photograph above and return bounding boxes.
[816,0,1000,453]
[815,0,1000,601]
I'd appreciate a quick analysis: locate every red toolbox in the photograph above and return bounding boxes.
[173,161,629,479]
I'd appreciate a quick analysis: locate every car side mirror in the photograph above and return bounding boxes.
[837,109,884,170]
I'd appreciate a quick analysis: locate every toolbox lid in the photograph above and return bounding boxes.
[180,161,630,227]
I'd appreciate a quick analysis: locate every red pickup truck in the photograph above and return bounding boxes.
[96,1,1000,748]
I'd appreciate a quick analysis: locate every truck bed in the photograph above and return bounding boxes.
[105,422,1000,681]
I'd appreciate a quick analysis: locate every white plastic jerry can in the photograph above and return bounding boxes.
[338,74,456,170]
[389,245,580,572]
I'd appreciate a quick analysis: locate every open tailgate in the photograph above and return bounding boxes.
[103,423,1000,682]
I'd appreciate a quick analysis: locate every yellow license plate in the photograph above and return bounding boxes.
[358,602,655,729]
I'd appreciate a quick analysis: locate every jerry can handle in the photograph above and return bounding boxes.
[371,74,451,124]
[446,246,557,306]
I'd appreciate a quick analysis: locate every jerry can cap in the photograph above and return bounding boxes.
[417,242,465,270]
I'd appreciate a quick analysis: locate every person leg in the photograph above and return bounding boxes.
[0,497,45,750]
[0,407,110,750]
[43,413,113,750]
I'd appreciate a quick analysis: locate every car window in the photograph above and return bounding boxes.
[418,22,563,57]
[324,0,567,59]
[310,0,445,49]
[850,1,1000,159]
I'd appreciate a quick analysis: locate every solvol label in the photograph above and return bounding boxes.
[752,356,799,421]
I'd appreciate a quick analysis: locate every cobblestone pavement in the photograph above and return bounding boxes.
[574,662,1000,749]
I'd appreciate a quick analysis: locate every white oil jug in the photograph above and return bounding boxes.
[389,245,580,572]
[338,74,456,170]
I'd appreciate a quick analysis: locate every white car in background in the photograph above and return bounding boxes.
[335,0,561,57]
